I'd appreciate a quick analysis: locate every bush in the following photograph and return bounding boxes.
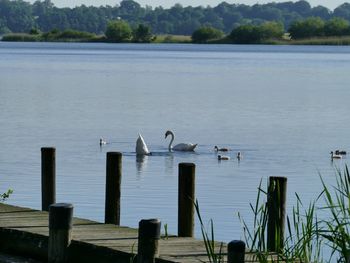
[57,29,96,40]
[105,20,132,42]
[2,33,39,42]
[288,17,325,39]
[132,24,153,43]
[324,17,350,36]
[191,26,224,43]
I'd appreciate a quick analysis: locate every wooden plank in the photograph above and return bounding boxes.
[0,203,265,263]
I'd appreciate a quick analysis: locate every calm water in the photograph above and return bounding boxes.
[0,42,349,243]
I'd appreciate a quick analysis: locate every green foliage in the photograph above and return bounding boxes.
[2,33,39,42]
[0,189,13,202]
[105,20,132,42]
[324,17,350,36]
[0,0,348,36]
[57,29,96,40]
[29,28,40,35]
[194,200,224,263]
[288,17,325,39]
[259,21,284,39]
[229,24,261,44]
[132,24,153,43]
[229,21,283,44]
[239,166,350,262]
[191,26,224,43]
[319,166,350,263]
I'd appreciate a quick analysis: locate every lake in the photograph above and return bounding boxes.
[0,42,349,244]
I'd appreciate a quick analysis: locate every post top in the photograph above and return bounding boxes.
[107,152,122,157]
[228,240,246,252]
[269,176,287,181]
[139,218,161,239]
[50,203,73,209]
[179,162,195,167]
[41,147,56,151]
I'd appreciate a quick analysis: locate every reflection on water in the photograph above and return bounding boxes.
[164,153,174,175]
[136,154,148,175]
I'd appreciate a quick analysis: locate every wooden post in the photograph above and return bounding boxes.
[105,152,122,225]
[41,147,56,211]
[137,219,161,263]
[227,240,245,263]
[178,163,195,237]
[48,203,73,263]
[267,176,287,252]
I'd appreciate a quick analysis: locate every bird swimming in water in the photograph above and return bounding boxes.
[330,151,342,159]
[165,130,197,152]
[214,146,230,152]
[335,150,347,155]
[218,155,230,161]
[136,133,150,155]
[100,137,107,146]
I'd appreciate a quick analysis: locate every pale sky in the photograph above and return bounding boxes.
[28,1,348,10]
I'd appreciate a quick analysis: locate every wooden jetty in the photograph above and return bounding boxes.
[0,147,288,263]
[0,202,247,263]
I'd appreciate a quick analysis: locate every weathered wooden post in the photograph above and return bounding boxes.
[48,203,73,263]
[178,162,195,237]
[137,219,161,263]
[228,240,245,263]
[41,147,56,211]
[267,176,287,252]
[105,152,122,225]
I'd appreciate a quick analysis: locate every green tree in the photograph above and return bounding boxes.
[288,17,325,39]
[324,17,350,36]
[229,21,283,44]
[191,26,224,43]
[229,24,261,43]
[105,20,132,42]
[132,24,153,42]
[259,21,284,39]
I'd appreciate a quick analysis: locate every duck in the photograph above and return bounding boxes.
[136,133,150,155]
[99,137,107,146]
[330,151,342,159]
[237,151,242,160]
[165,130,197,152]
[218,155,230,161]
[335,150,347,155]
[214,146,230,152]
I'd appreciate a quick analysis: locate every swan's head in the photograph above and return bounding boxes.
[165,130,173,139]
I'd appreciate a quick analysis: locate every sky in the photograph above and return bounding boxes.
[27,0,348,10]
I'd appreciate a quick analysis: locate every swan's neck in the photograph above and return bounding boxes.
[168,133,174,151]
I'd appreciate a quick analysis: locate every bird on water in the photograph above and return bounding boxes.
[136,133,151,155]
[165,130,197,152]
[214,146,230,152]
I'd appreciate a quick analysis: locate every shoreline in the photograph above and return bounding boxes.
[3,32,350,46]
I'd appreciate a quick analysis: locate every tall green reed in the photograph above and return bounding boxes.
[194,199,224,263]
[239,178,323,262]
[319,165,350,263]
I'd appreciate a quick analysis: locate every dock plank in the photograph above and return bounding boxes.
[0,203,240,263]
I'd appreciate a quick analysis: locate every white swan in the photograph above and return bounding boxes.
[165,130,197,152]
[136,133,150,155]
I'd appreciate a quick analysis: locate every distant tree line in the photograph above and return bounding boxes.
[192,16,350,44]
[2,0,350,36]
